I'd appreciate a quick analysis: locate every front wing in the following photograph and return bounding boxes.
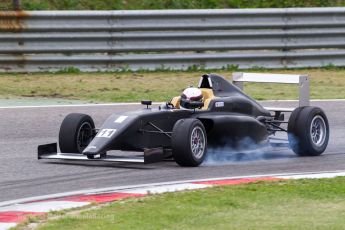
[38,143,164,164]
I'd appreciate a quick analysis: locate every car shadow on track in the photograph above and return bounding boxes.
[39,161,160,170]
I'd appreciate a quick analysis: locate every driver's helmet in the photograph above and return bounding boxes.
[180,87,203,109]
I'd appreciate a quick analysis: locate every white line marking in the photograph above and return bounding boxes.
[277,172,345,179]
[0,102,143,109]
[0,99,343,109]
[0,201,89,213]
[0,223,16,230]
[0,102,162,109]
[262,99,345,102]
[123,183,210,195]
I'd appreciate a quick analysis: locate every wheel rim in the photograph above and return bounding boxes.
[190,126,206,159]
[76,122,94,152]
[310,115,327,147]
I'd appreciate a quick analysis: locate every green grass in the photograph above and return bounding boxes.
[2,0,343,10]
[0,68,344,103]
[31,177,345,230]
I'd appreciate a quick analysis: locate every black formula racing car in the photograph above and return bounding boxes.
[38,73,329,167]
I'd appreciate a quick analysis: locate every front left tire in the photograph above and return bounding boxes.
[172,119,207,167]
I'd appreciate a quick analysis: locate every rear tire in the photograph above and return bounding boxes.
[59,113,95,153]
[172,119,207,167]
[288,106,329,156]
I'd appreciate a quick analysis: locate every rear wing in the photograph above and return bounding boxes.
[232,72,310,112]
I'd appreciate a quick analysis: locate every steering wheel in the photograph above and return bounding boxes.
[166,102,175,109]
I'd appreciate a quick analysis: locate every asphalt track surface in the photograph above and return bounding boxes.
[0,100,344,202]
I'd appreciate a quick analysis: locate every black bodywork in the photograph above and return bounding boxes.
[38,74,284,163]
[83,74,271,155]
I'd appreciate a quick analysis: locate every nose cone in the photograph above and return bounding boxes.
[82,129,118,156]
[82,145,99,155]
[82,114,134,156]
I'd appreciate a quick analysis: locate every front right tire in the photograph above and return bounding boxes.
[59,113,95,154]
[172,119,207,167]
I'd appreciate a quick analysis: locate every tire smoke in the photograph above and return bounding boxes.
[203,137,291,166]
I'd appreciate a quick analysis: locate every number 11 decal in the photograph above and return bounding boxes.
[96,129,117,138]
